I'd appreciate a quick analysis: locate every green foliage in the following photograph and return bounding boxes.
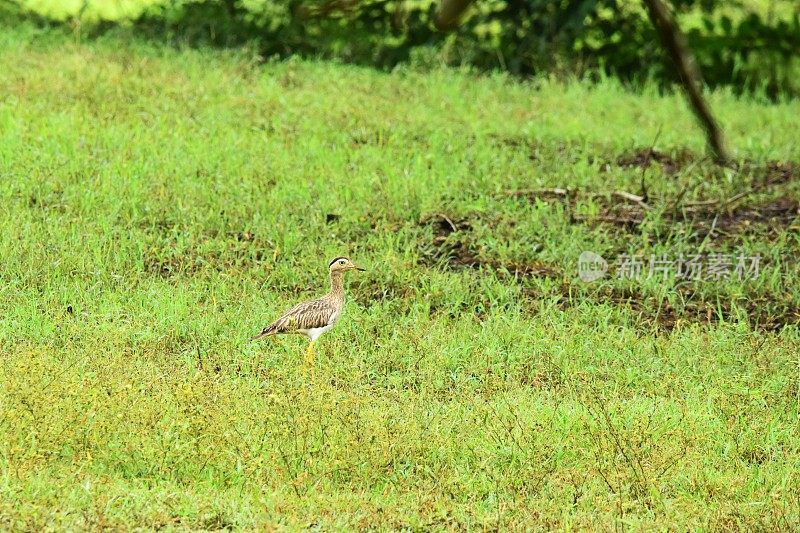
[1,27,800,529]
[3,0,799,96]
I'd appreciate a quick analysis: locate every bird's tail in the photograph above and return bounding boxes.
[251,325,276,341]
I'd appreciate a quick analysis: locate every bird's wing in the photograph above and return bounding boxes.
[256,298,337,337]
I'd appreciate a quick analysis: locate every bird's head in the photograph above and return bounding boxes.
[329,256,365,274]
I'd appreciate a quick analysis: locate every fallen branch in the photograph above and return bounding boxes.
[612,190,649,209]
[435,212,458,233]
[505,187,570,199]
[573,214,644,226]
[682,189,756,212]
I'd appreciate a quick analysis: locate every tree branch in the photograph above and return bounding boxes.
[434,0,473,31]
[642,0,729,163]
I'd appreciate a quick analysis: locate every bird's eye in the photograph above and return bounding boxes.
[339,260,346,265]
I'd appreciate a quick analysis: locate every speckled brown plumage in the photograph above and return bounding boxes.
[255,292,342,338]
[252,257,365,363]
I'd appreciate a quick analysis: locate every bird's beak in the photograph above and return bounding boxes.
[251,330,269,341]
[353,264,366,271]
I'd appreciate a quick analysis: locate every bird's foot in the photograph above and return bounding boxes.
[302,342,316,373]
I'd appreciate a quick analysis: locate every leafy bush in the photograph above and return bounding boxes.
[4,0,799,96]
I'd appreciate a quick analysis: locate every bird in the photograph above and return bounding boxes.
[251,256,366,367]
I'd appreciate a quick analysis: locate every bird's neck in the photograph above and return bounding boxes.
[329,271,345,297]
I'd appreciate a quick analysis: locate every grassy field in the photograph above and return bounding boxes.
[1,24,799,530]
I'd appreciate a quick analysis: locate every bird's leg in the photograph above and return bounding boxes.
[303,341,316,368]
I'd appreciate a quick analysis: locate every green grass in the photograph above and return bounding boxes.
[1,24,799,530]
